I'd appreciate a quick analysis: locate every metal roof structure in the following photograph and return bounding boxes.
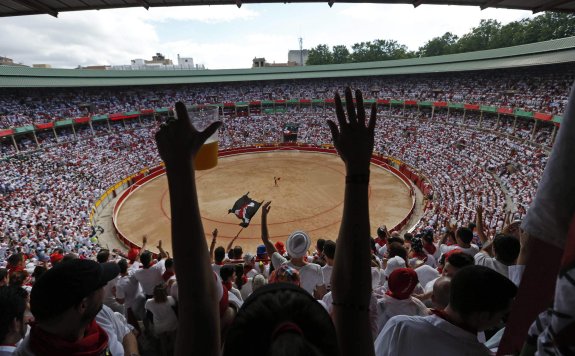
[1,0,575,18]
[1,36,574,88]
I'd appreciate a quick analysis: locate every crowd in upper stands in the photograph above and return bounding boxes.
[0,70,572,355]
[1,63,573,129]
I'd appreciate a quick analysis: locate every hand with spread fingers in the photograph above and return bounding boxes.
[155,101,222,167]
[328,88,377,356]
[327,87,377,174]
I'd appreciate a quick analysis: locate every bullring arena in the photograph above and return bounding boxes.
[113,146,415,254]
[2,31,575,356]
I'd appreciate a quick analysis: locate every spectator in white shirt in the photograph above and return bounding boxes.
[145,284,177,356]
[474,234,520,279]
[375,265,517,356]
[321,240,335,290]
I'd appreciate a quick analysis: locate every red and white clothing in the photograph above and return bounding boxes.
[439,243,479,257]
[474,252,509,278]
[375,314,491,356]
[375,294,429,334]
[144,296,178,335]
[116,273,142,309]
[272,252,323,295]
[133,259,166,296]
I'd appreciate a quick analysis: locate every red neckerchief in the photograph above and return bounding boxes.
[243,264,252,276]
[218,287,229,316]
[431,309,477,335]
[162,270,175,282]
[412,251,427,261]
[29,320,110,356]
[423,242,436,255]
[223,281,233,291]
[7,265,24,274]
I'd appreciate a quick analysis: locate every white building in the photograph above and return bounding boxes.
[288,50,310,66]
[110,53,205,70]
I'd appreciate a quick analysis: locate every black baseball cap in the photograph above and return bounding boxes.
[31,259,119,321]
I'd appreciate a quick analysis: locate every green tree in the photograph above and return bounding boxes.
[491,20,526,48]
[523,13,575,43]
[351,39,412,62]
[418,32,459,57]
[332,45,351,64]
[306,44,333,65]
[456,19,502,52]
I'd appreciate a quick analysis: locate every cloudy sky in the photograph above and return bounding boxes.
[1,3,535,69]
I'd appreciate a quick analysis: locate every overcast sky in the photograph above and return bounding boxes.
[1,4,535,69]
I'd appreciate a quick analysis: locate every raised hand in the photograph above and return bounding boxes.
[327,87,377,174]
[262,201,271,220]
[155,102,222,167]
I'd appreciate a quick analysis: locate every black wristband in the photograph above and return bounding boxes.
[345,174,370,185]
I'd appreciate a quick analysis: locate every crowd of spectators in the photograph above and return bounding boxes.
[1,63,573,129]
[1,105,548,263]
[0,78,570,355]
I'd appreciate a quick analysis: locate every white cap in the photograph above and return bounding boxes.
[286,231,311,258]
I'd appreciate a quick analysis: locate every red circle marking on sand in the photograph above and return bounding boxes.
[157,155,375,229]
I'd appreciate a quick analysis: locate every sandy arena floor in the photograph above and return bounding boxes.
[115,151,413,255]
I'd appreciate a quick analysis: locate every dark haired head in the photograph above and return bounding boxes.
[223,283,338,356]
[323,240,336,260]
[456,228,474,244]
[214,247,226,264]
[96,249,110,263]
[234,264,245,290]
[493,234,520,265]
[387,237,404,245]
[7,254,23,268]
[118,259,128,274]
[165,258,174,269]
[140,251,152,268]
[153,284,168,303]
[316,239,326,253]
[403,233,413,242]
[387,242,408,264]
[8,270,28,288]
[0,286,28,343]
[446,251,474,269]
[449,265,517,330]
[220,264,236,283]
[62,253,78,263]
[233,246,243,260]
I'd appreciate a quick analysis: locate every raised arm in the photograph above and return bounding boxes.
[209,228,218,263]
[137,235,147,260]
[475,205,489,246]
[225,234,238,255]
[328,88,376,356]
[155,102,222,356]
[156,240,168,260]
[260,201,277,256]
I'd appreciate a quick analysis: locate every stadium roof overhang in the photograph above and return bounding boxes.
[1,36,574,88]
[1,0,574,18]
